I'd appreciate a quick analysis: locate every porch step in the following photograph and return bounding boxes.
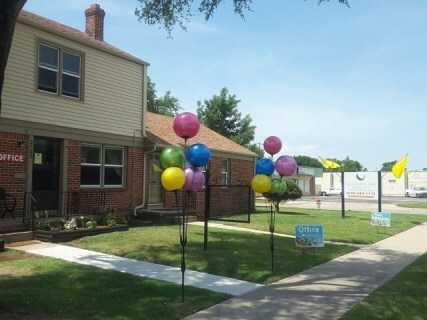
[0,220,29,233]
[0,231,35,244]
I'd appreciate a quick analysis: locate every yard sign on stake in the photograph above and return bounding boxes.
[295,224,324,260]
[371,212,391,234]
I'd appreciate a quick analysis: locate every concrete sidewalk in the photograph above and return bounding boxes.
[7,222,427,319]
[184,222,427,320]
[8,241,262,296]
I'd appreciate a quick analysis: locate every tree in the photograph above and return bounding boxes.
[196,87,256,146]
[341,156,365,172]
[135,0,350,34]
[246,143,264,159]
[0,0,27,113]
[147,76,182,116]
[381,161,396,172]
[293,155,322,168]
[265,179,303,214]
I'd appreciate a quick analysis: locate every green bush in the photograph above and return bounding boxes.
[100,208,117,227]
[85,219,97,229]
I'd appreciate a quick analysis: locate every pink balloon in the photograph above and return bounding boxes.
[275,155,297,177]
[264,136,282,155]
[173,112,200,139]
[183,166,205,192]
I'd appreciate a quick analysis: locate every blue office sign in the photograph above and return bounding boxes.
[371,212,391,227]
[295,224,324,248]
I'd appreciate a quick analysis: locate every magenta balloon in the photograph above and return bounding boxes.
[275,155,297,177]
[183,166,205,192]
[173,112,200,139]
[263,136,282,155]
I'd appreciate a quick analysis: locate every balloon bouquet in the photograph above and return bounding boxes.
[159,112,211,302]
[251,136,297,271]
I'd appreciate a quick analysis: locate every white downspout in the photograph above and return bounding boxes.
[133,145,157,216]
[133,63,152,217]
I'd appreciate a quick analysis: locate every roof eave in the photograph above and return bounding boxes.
[18,15,150,67]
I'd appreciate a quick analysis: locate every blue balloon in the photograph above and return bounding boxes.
[256,158,275,176]
[186,143,211,167]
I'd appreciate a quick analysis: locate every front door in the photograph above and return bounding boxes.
[32,137,61,211]
[148,153,162,203]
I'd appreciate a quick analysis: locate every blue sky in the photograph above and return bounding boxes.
[24,0,427,171]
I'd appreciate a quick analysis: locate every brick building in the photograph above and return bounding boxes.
[0,5,256,228]
[145,113,256,217]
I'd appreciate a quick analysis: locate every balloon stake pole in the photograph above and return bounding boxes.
[176,191,189,303]
[268,201,277,272]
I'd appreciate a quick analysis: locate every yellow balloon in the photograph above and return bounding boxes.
[161,167,185,191]
[251,174,272,193]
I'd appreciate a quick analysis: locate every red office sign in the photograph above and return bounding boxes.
[0,153,25,163]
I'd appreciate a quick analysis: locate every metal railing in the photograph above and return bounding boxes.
[23,191,130,230]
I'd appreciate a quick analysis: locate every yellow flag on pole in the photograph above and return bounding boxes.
[392,154,408,178]
[319,156,341,169]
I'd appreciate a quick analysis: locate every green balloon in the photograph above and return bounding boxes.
[160,146,185,169]
[270,178,287,195]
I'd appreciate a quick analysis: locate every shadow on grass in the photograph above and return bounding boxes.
[278,211,310,216]
[0,252,228,320]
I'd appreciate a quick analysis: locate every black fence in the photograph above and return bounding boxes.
[23,191,129,229]
[205,174,253,223]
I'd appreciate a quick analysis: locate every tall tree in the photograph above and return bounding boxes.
[294,155,322,168]
[0,0,349,113]
[135,0,349,34]
[246,143,264,159]
[147,76,181,116]
[196,87,256,146]
[0,0,27,113]
[341,156,365,172]
[381,160,396,172]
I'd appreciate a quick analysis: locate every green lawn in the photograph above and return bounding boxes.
[2,207,426,320]
[68,225,355,284]
[0,250,229,320]
[220,207,427,244]
[397,202,427,209]
[341,253,427,320]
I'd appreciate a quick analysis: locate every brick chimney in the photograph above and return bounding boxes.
[85,4,105,41]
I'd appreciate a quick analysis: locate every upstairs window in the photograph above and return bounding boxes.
[37,42,82,99]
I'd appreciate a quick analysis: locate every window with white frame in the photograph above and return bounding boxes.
[81,145,124,187]
[221,159,229,185]
[37,42,82,99]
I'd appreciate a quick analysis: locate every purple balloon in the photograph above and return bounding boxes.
[183,166,205,192]
[173,112,200,139]
[275,155,297,177]
[264,136,282,155]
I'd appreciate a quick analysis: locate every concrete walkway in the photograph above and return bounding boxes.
[184,222,427,320]
[7,221,427,319]
[8,241,262,296]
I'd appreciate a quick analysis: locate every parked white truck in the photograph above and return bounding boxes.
[405,186,427,197]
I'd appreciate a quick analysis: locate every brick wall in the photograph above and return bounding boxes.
[67,140,144,218]
[0,132,28,217]
[164,156,255,217]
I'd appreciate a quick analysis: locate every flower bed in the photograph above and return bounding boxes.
[35,225,129,243]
